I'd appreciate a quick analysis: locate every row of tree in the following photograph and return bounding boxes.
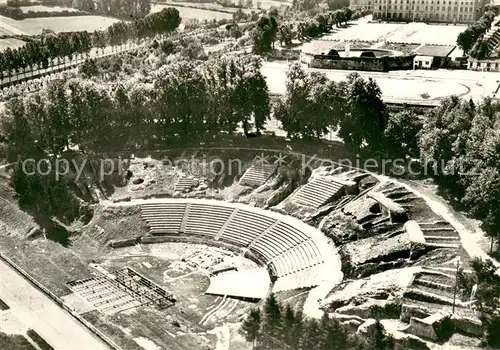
[72,0,152,18]
[418,96,500,255]
[456,10,496,57]
[240,293,394,349]
[275,63,387,151]
[296,8,369,41]
[252,7,361,52]
[0,8,181,80]
[1,54,269,159]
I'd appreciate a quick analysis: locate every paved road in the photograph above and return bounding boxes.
[0,259,109,350]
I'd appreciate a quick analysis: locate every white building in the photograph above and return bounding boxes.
[414,55,434,68]
[372,0,485,23]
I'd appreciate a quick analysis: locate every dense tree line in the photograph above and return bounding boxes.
[457,258,500,347]
[0,4,88,19]
[296,8,372,41]
[1,54,269,224]
[252,13,278,53]
[1,54,269,159]
[240,293,394,349]
[0,8,180,80]
[252,7,367,52]
[275,63,387,151]
[292,0,350,11]
[418,97,500,254]
[72,0,152,18]
[457,10,497,56]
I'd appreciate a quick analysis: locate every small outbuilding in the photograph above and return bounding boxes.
[413,55,434,69]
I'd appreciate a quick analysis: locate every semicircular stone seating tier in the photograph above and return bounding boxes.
[139,199,340,292]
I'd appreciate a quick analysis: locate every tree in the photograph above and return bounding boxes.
[457,258,500,347]
[45,80,71,155]
[318,312,348,350]
[261,293,282,348]
[299,318,321,350]
[160,39,177,55]
[457,29,475,54]
[240,309,261,349]
[373,319,394,349]
[80,58,99,77]
[278,23,293,48]
[227,23,243,39]
[283,304,295,347]
[338,73,387,151]
[179,38,206,60]
[252,14,278,54]
[275,63,345,140]
[326,0,349,10]
[383,109,423,158]
[1,97,34,160]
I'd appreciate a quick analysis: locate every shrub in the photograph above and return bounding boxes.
[369,301,402,319]
[484,313,500,347]
[0,5,89,19]
[433,317,455,342]
[80,58,99,77]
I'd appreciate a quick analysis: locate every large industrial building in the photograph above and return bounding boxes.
[371,0,485,23]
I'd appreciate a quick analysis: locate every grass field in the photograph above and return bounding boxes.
[323,21,467,45]
[0,38,25,52]
[0,14,119,35]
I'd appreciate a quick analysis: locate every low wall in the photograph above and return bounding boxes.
[409,316,438,341]
[0,251,122,350]
[308,54,415,72]
[451,315,483,337]
[368,192,407,222]
[404,220,426,244]
[400,302,431,323]
[109,237,141,248]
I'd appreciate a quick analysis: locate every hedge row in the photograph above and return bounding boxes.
[0,6,89,20]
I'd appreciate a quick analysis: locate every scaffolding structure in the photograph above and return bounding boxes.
[67,267,176,314]
[114,267,176,309]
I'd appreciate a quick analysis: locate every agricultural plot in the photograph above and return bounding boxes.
[323,21,467,45]
[151,4,234,21]
[253,0,292,9]
[0,38,25,52]
[19,5,81,13]
[0,14,119,35]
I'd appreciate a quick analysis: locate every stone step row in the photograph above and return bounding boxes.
[273,264,323,292]
[239,164,277,187]
[293,179,344,208]
[269,239,322,277]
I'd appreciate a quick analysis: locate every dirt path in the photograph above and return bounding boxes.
[382,176,500,272]
[0,259,109,350]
